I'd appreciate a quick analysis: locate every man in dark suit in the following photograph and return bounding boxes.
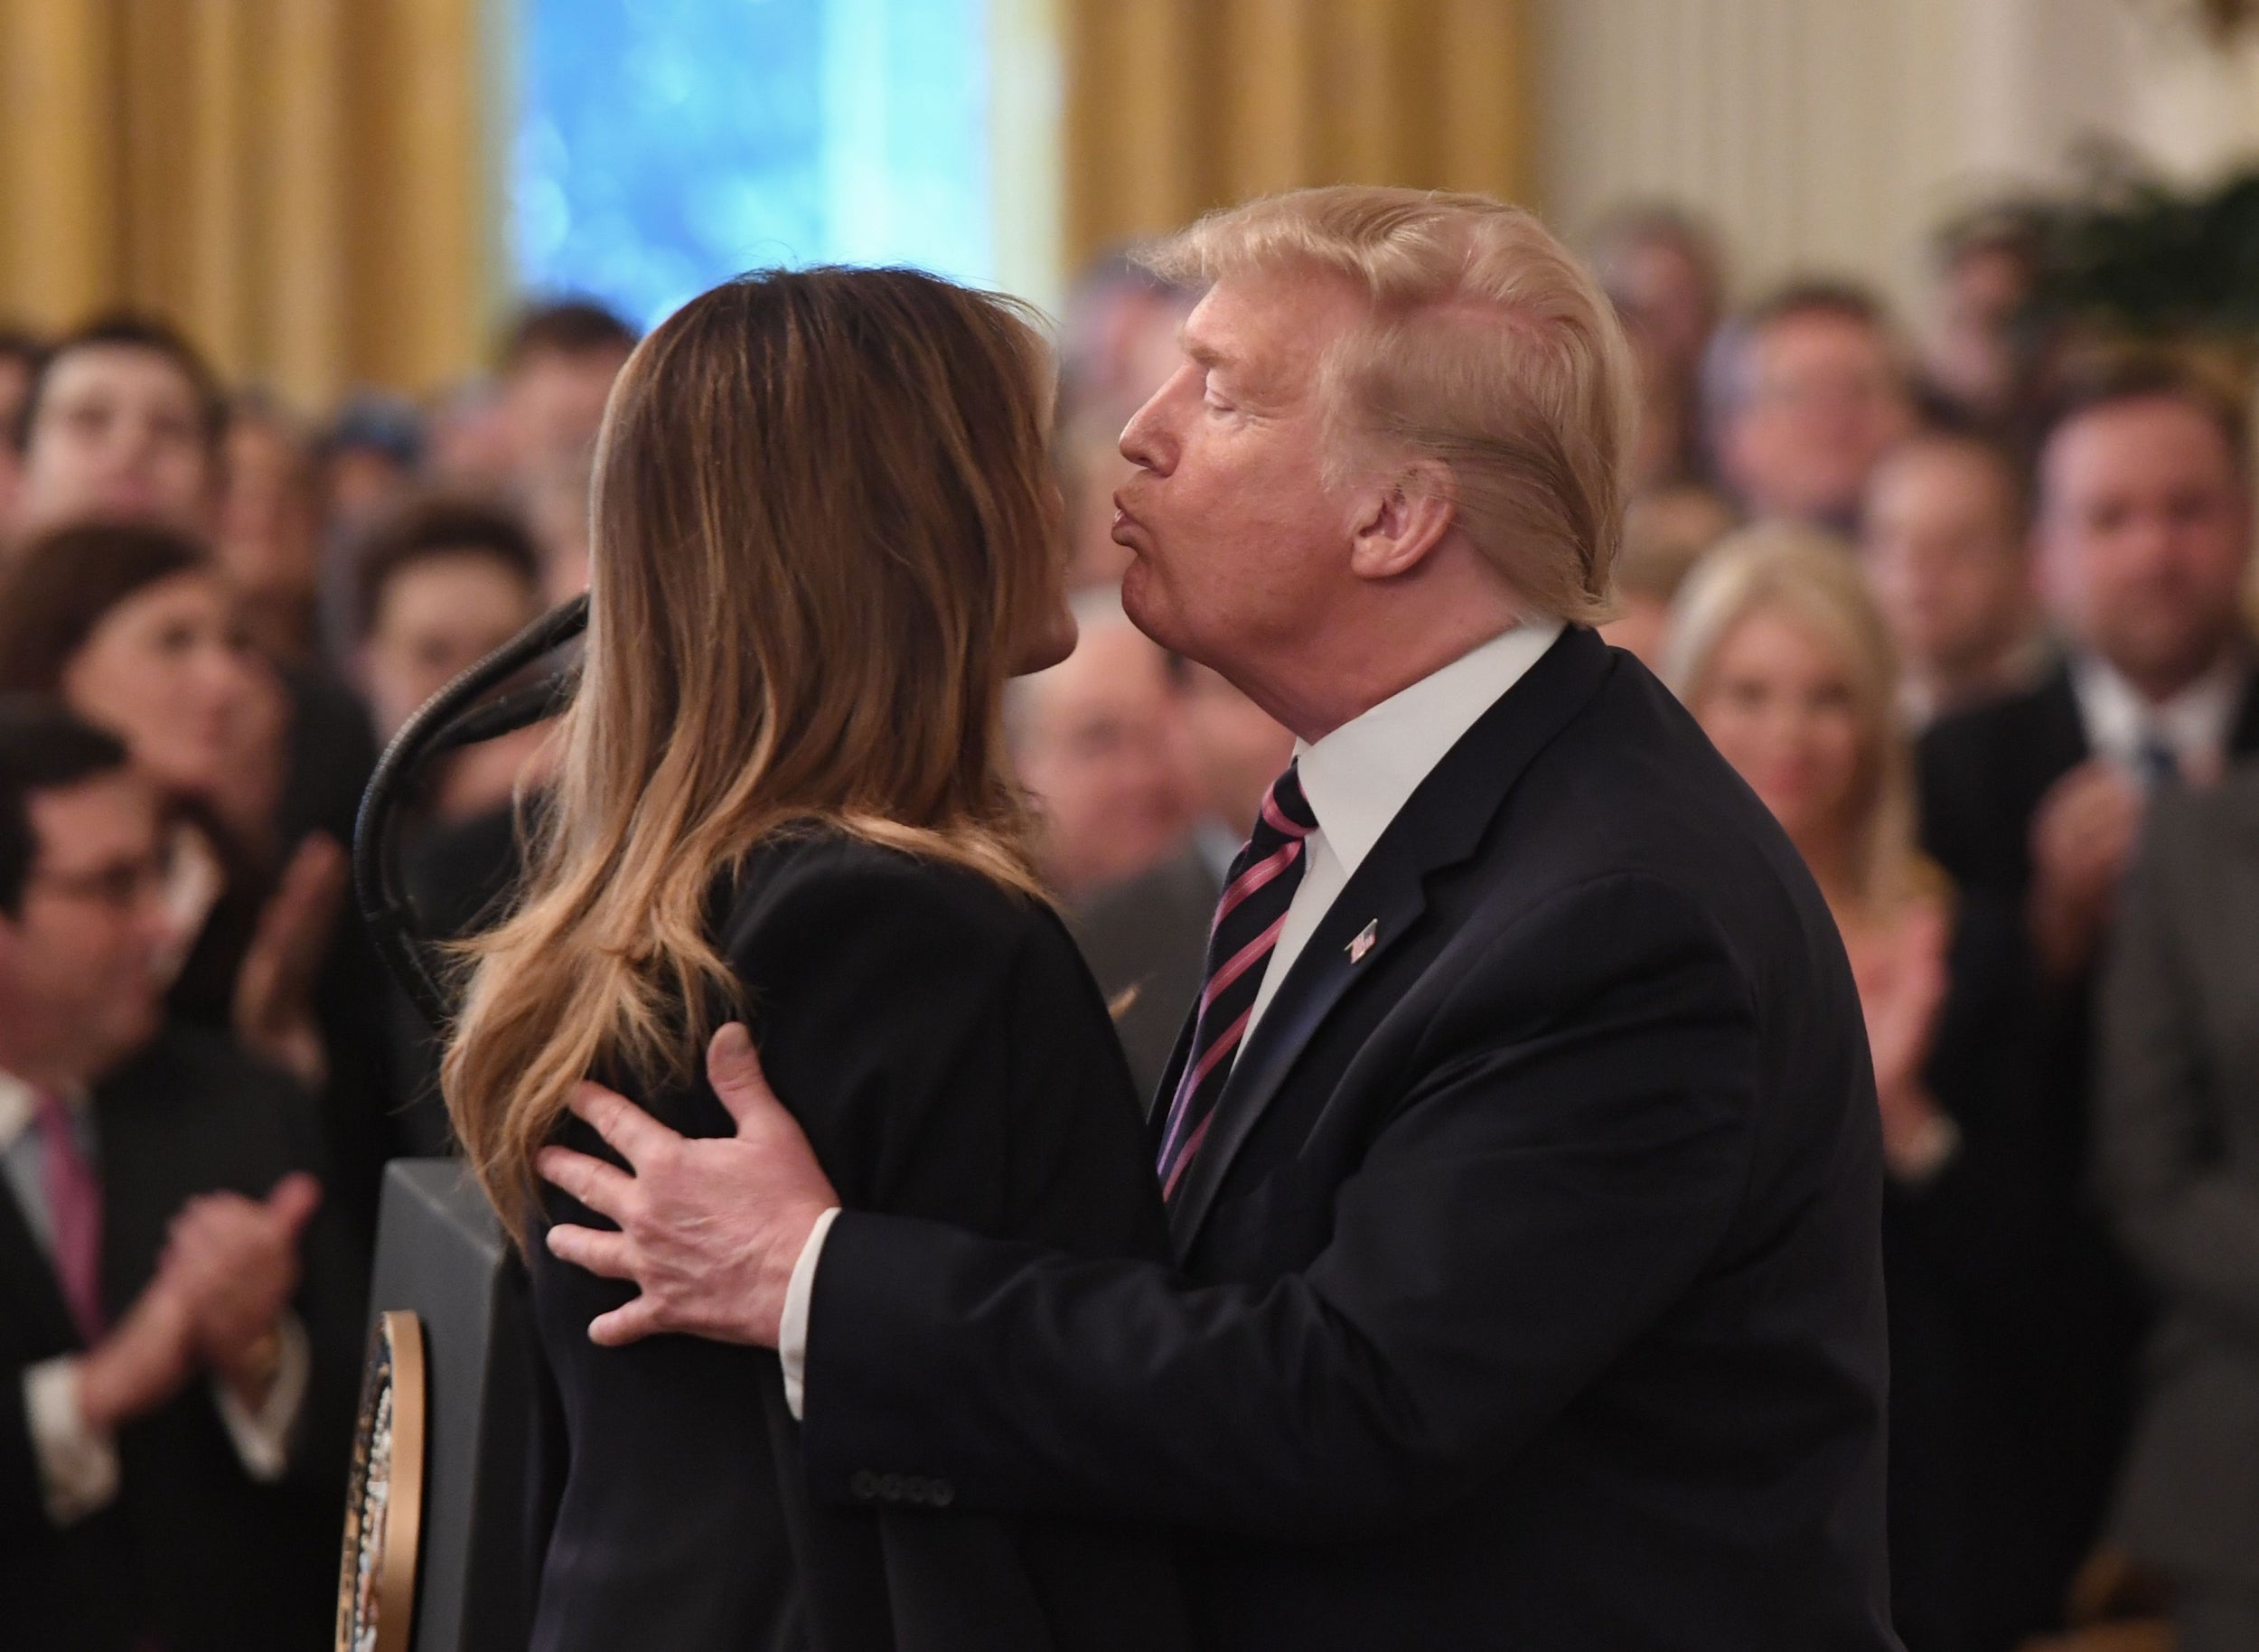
[1073,659,1292,1101]
[1915,351,2259,1630]
[539,187,1899,1648]
[0,701,363,1652]
[2098,760,2259,1651]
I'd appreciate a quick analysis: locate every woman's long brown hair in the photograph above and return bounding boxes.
[444,268,1060,1233]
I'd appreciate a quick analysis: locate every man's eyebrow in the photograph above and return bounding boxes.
[1181,333,1228,373]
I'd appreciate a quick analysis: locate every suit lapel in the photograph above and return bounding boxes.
[0,1162,84,1356]
[2228,663,2259,759]
[1167,626,1617,1251]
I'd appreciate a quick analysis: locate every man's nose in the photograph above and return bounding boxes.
[1119,375,1186,476]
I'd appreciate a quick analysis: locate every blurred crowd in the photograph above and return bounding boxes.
[3,188,2257,1650]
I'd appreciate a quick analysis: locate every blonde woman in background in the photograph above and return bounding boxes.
[1668,523,2067,1650]
[1668,524,1951,1174]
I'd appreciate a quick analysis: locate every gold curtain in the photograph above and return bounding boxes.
[0,0,492,408]
[1064,0,1530,268]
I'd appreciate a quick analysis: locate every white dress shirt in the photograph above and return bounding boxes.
[0,1071,310,1526]
[778,617,1569,1417]
[2070,648,2249,784]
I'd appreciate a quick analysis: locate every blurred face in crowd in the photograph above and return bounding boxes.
[61,571,258,803]
[360,549,542,742]
[16,344,218,536]
[1862,438,2032,688]
[219,409,320,599]
[1692,601,1865,855]
[1172,660,1295,838]
[1014,616,1189,896]
[0,770,172,1076]
[1608,233,1717,379]
[1926,243,2030,419]
[2038,394,2252,700]
[1720,310,1914,524]
[502,343,633,485]
[1114,268,1372,709]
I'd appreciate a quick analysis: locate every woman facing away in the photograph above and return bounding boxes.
[442,267,1190,1652]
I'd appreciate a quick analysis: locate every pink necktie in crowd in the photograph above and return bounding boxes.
[34,1090,106,1344]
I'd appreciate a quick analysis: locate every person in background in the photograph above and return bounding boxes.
[522,451,597,604]
[1918,207,2042,436]
[425,377,516,493]
[1599,482,1736,671]
[1073,658,1294,1099]
[0,699,362,1652]
[1056,249,1198,429]
[0,524,398,1243]
[7,314,226,547]
[2096,761,2259,1652]
[1009,585,1190,900]
[493,298,638,495]
[1670,526,2077,1650]
[0,327,42,530]
[1055,409,1138,591]
[1918,348,2259,1642]
[1705,280,1917,532]
[310,391,426,669]
[1861,429,2048,727]
[348,494,551,1149]
[218,391,323,668]
[1590,204,1728,491]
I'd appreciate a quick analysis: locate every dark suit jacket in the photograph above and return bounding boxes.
[0,1022,367,1652]
[1070,843,1222,1105]
[1911,659,2259,1638]
[796,629,1898,1651]
[525,832,1190,1652]
[2098,763,2259,1589]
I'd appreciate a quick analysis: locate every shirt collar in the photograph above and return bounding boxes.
[0,1069,89,1153]
[0,1070,35,1153]
[2071,647,2249,771]
[1295,617,1565,878]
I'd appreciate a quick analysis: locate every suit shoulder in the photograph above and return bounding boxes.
[98,1019,306,1117]
[1919,675,2070,771]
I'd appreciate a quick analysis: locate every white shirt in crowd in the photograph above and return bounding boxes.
[0,1072,310,1526]
[780,615,1570,1418]
[2072,647,2249,784]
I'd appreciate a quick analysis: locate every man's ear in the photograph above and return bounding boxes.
[1349,458,1458,580]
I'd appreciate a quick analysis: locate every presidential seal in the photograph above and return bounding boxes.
[336,1309,427,1652]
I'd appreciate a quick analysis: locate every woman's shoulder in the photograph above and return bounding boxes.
[717,827,1059,978]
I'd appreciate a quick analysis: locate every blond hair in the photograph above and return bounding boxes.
[443,268,1059,1233]
[1664,522,1923,914]
[1141,186,1638,624]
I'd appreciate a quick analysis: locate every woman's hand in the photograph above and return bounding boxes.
[1853,897,1953,1180]
[232,834,347,1092]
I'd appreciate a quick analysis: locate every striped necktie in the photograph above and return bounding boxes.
[33,1090,105,1345]
[1157,762,1318,1201]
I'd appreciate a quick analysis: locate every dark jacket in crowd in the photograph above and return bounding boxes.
[2098,763,2259,1597]
[0,1022,367,1652]
[793,631,1898,1651]
[1069,842,1222,1106]
[524,832,1192,1652]
[1909,660,2259,1646]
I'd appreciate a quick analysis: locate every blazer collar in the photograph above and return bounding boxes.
[1166,625,1617,1251]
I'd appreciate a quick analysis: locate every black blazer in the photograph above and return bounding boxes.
[525,832,1190,1652]
[795,629,1899,1652]
[0,1022,366,1652]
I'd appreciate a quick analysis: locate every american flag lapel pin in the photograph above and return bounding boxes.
[1346,920,1378,963]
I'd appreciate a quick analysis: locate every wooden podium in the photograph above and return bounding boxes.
[338,1159,541,1652]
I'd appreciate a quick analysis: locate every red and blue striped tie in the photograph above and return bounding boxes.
[1157,762,1317,1201]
